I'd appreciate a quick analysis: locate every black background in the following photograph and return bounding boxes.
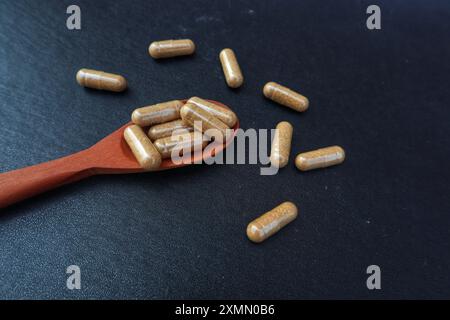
[0,0,449,299]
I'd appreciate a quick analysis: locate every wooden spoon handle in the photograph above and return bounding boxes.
[0,149,96,209]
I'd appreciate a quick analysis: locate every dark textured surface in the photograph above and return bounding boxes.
[0,0,449,299]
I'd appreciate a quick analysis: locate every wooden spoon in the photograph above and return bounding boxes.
[0,99,239,209]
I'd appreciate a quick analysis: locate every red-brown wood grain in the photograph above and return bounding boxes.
[0,100,238,209]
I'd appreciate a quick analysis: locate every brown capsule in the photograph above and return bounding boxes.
[247,202,298,243]
[148,39,195,59]
[263,82,309,112]
[148,119,193,141]
[219,48,244,88]
[187,97,238,127]
[131,100,183,127]
[76,68,127,92]
[124,125,162,171]
[154,132,207,159]
[295,146,345,171]
[180,103,230,139]
[270,121,293,168]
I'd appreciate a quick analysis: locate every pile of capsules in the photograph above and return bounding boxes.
[76,39,345,244]
[126,97,237,171]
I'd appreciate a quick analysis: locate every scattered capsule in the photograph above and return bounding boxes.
[148,119,193,141]
[124,125,162,171]
[180,103,231,140]
[247,202,298,243]
[154,132,207,159]
[187,97,238,127]
[295,146,345,171]
[76,68,127,92]
[131,100,183,127]
[263,82,309,112]
[148,39,195,59]
[270,121,293,168]
[219,48,244,88]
